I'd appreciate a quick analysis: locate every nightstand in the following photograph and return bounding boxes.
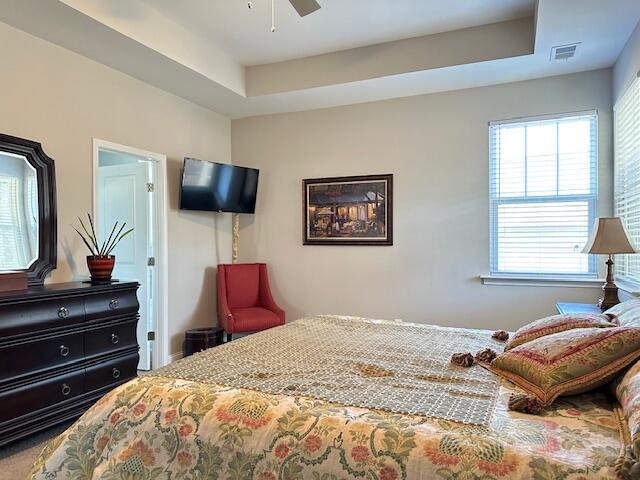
[555,302,603,315]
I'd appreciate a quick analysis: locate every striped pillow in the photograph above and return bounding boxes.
[504,313,616,351]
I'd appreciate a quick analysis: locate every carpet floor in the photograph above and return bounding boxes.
[0,422,71,479]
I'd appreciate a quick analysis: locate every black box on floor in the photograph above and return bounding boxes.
[184,327,224,357]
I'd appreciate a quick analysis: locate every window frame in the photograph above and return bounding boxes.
[614,76,640,286]
[488,110,599,278]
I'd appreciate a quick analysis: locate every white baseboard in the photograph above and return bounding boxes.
[168,351,183,364]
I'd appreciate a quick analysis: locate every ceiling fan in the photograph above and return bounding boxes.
[286,0,321,17]
[248,0,321,32]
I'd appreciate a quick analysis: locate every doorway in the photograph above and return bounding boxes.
[93,139,169,370]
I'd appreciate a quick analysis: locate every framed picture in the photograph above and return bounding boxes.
[303,174,393,245]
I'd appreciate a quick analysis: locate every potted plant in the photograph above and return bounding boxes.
[73,214,134,282]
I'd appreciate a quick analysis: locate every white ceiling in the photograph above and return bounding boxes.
[1,0,640,118]
[142,0,535,65]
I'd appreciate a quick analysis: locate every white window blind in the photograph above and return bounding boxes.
[489,112,598,276]
[0,175,28,269]
[614,76,640,282]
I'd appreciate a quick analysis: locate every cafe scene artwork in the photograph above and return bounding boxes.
[303,174,393,245]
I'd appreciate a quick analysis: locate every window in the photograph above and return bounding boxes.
[0,175,28,270]
[614,77,640,283]
[489,112,598,277]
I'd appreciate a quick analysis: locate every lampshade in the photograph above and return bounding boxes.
[582,217,636,254]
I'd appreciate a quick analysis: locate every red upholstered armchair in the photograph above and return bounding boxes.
[217,263,285,341]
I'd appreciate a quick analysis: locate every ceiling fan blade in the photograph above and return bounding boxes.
[289,0,321,17]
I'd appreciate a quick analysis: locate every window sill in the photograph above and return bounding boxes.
[616,278,640,297]
[480,275,604,288]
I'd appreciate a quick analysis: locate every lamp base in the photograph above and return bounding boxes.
[597,284,620,310]
[598,257,620,310]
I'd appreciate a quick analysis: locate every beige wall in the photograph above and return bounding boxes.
[614,19,640,103]
[0,21,231,358]
[232,69,613,331]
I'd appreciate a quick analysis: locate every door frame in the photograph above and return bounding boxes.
[92,138,170,369]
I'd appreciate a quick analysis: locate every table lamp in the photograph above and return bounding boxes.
[582,217,636,309]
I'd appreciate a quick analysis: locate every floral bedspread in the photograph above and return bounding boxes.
[30,375,622,479]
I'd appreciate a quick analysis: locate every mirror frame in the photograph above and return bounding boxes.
[0,133,57,286]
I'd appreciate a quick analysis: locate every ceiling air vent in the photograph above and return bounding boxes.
[550,43,580,61]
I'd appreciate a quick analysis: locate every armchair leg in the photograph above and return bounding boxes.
[225,332,233,343]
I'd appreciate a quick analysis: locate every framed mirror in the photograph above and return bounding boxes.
[0,134,56,286]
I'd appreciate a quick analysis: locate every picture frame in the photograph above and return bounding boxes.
[302,174,393,246]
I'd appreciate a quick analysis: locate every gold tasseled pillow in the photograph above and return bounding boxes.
[504,313,616,351]
[490,327,640,406]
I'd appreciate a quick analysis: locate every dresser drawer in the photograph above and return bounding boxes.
[0,331,84,385]
[0,297,84,338]
[0,369,85,423]
[85,289,138,321]
[85,318,138,358]
[0,281,140,446]
[85,353,138,392]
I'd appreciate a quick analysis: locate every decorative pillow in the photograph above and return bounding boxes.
[614,358,640,479]
[489,327,640,405]
[504,313,617,351]
[616,358,640,440]
[605,299,640,326]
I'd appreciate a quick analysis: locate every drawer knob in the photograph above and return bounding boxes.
[59,345,70,357]
[109,299,119,310]
[112,368,121,379]
[111,333,119,345]
[58,306,69,318]
[61,383,71,396]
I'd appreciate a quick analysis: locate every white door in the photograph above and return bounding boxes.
[97,162,154,370]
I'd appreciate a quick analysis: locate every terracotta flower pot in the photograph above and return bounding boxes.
[87,255,115,281]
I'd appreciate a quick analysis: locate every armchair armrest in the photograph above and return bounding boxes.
[258,264,285,324]
[217,266,235,331]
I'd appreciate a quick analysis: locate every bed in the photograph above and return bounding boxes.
[28,315,625,479]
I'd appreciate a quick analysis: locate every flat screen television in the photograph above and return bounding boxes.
[180,158,259,213]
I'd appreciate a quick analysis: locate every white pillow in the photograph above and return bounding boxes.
[604,299,640,326]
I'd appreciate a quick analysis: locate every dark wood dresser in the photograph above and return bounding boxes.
[0,281,139,446]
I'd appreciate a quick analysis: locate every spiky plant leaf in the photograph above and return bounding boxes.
[100,221,119,256]
[103,223,126,256]
[87,213,100,253]
[72,226,96,255]
[78,216,99,252]
[106,228,134,255]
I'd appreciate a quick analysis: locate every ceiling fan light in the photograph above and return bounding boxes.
[271,0,276,32]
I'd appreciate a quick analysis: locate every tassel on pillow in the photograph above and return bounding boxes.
[450,352,475,367]
[475,348,498,363]
[508,393,544,415]
[616,437,640,480]
[492,330,509,342]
